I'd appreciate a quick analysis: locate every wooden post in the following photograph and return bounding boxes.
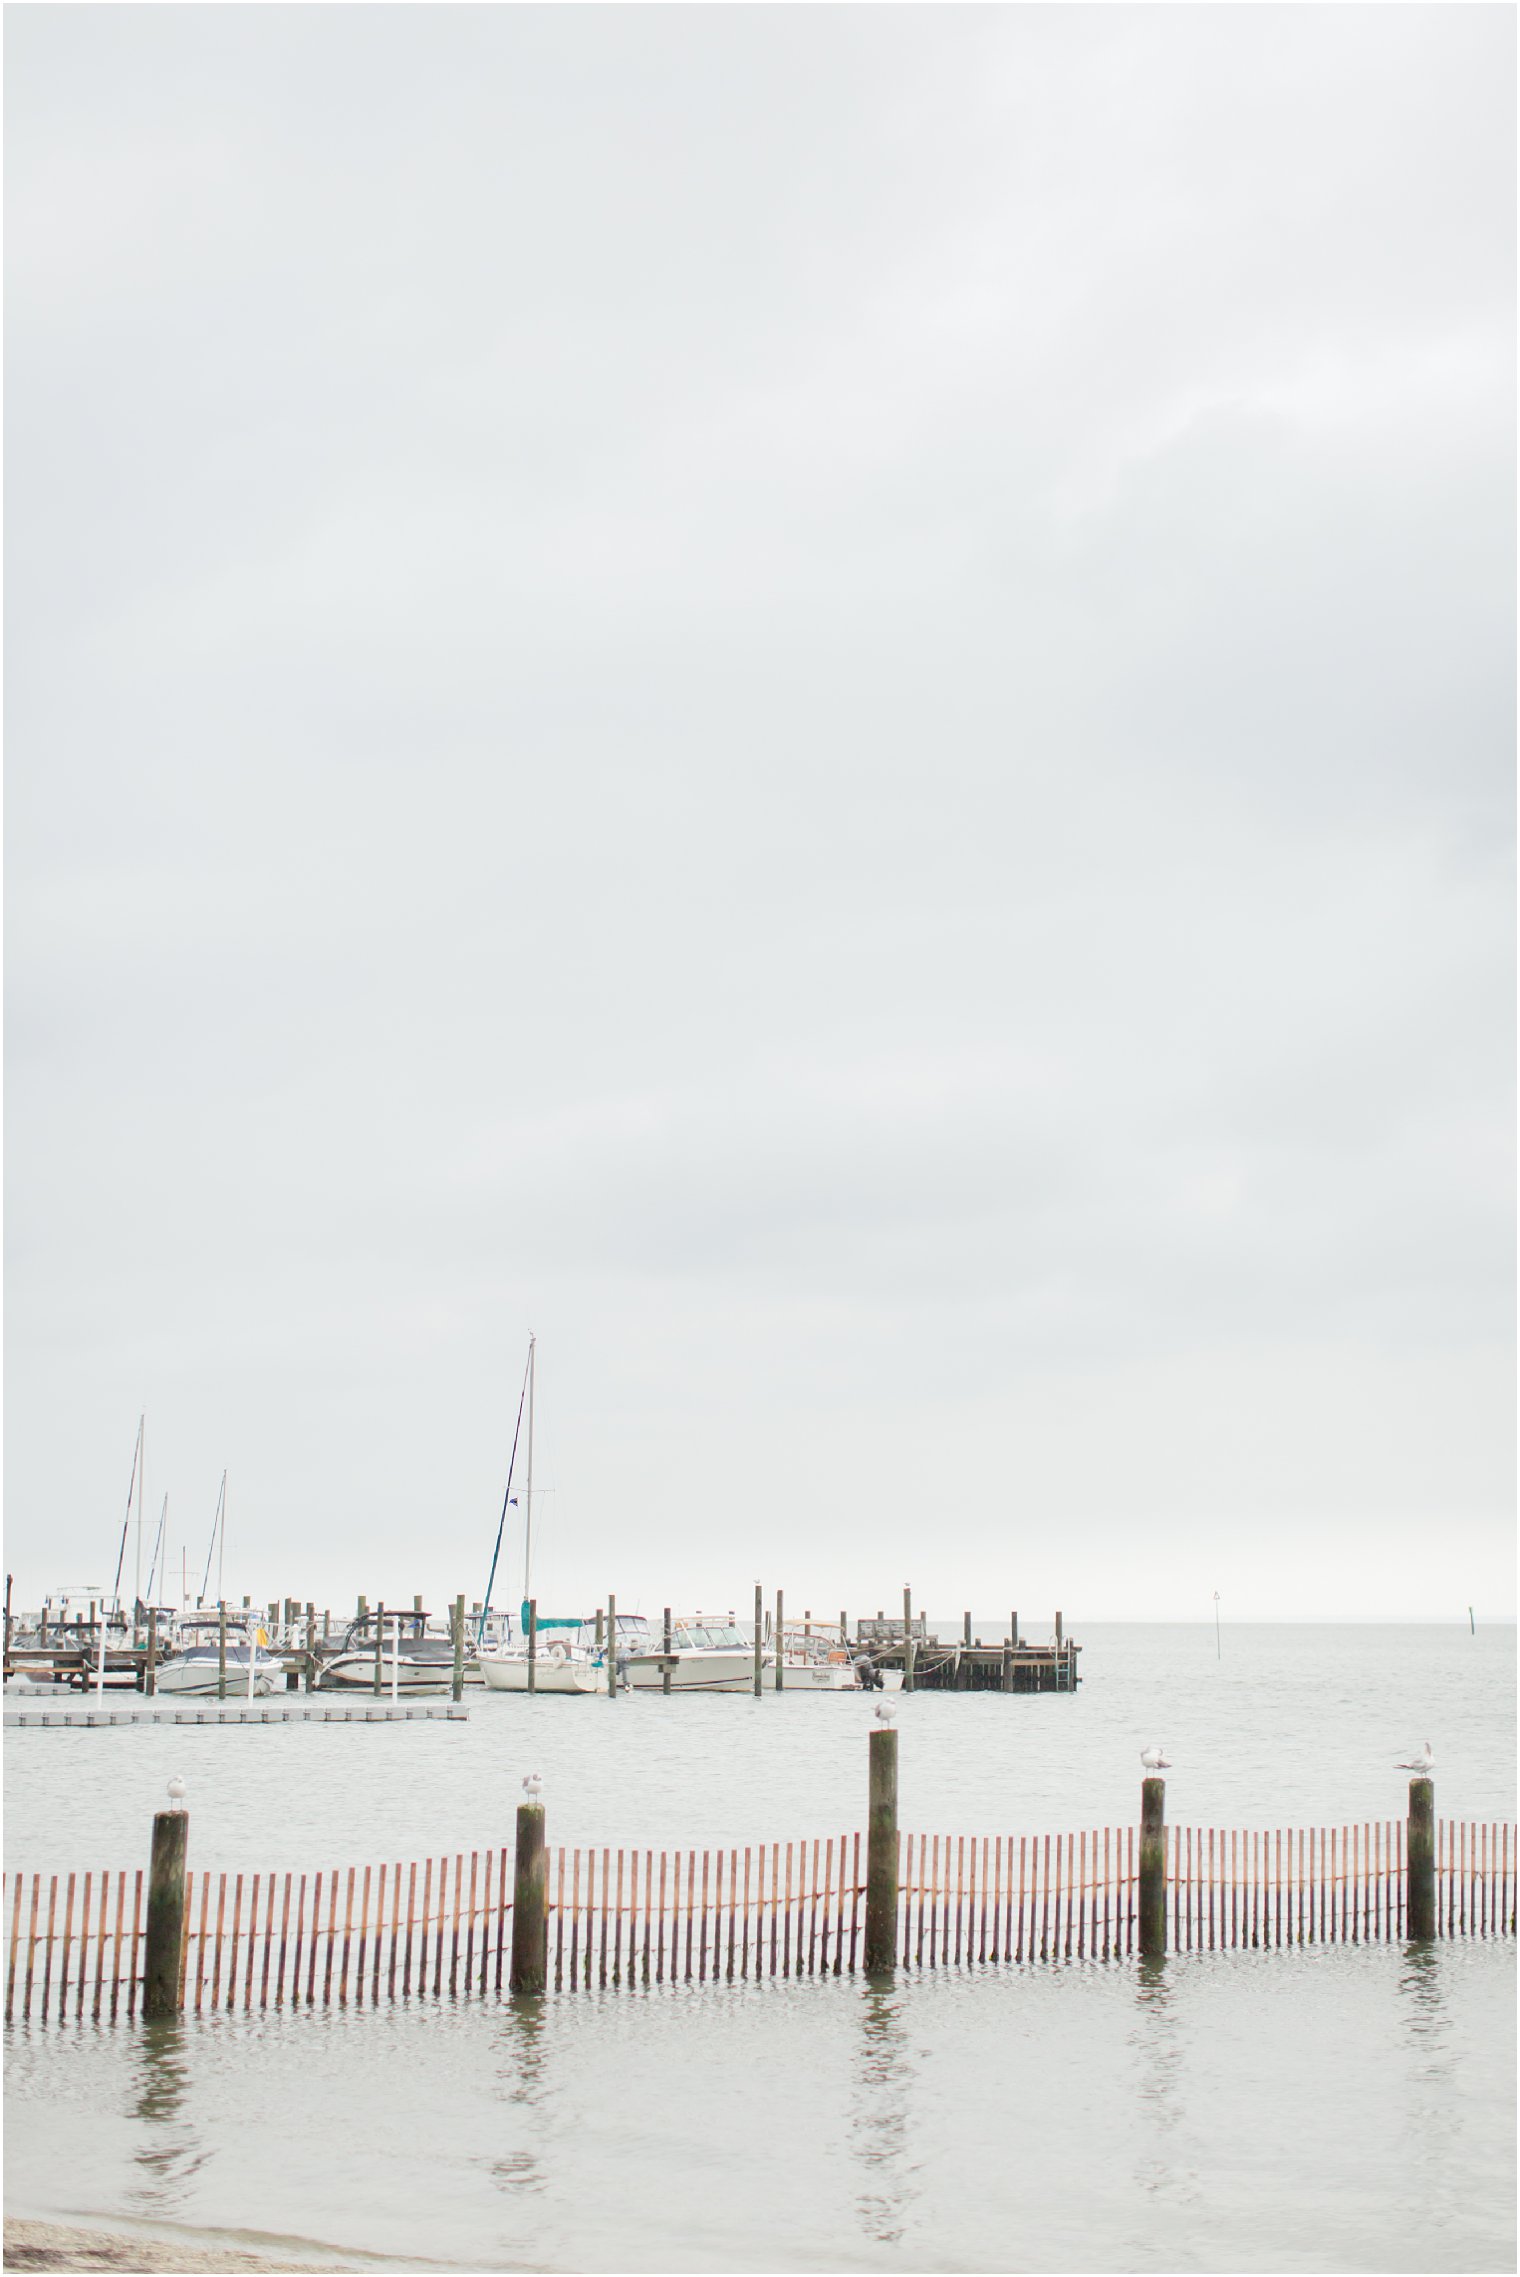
[145,1608,157,1698]
[451,1595,465,1704]
[1056,1610,1063,1646]
[1139,1777,1167,1957]
[1011,1610,1018,1648]
[1001,1639,1013,1693]
[963,1611,971,1647]
[3,1573,12,1680]
[902,1586,915,1693]
[839,1609,848,1650]
[595,1608,604,1652]
[1407,1777,1436,1940]
[413,1594,423,1614]
[143,1799,188,2018]
[865,1722,899,1974]
[606,1595,617,1696]
[774,1589,784,1691]
[508,1798,547,1995]
[527,1599,538,1695]
[373,1603,384,1697]
[217,1602,228,1701]
[753,1584,763,1698]
[662,1608,672,1696]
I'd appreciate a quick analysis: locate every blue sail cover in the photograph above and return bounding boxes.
[520,1602,587,1631]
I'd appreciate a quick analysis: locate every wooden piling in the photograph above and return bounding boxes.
[662,1608,672,1696]
[1407,1777,1436,1940]
[374,1603,384,1697]
[145,1608,157,1698]
[606,1595,617,1696]
[218,1603,228,1701]
[864,1724,899,1973]
[1139,1777,1167,1957]
[774,1589,785,1691]
[143,1805,188,2019]
[451,1595,465,1703]
[902,1586,915,1692]
[527,1598,538,1695]
[753,1584,763,1698]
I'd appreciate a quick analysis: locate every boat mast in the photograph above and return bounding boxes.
[523,1334,536,1608]
[134,1414,145,1626]
[218,1471,226,1605]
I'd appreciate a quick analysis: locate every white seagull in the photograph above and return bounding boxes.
[522,1771,544,1805]
[167,1775,187,1811]
[1140,1744,1171,1772]
[1396,1741,1435,1773]
[874,1697,896,1725]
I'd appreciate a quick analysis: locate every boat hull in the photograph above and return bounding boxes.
[317,1653,455,1694]
[153,1659,283,1698]
[477,1651,587,1695]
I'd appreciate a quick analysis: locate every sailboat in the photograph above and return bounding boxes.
[476,1339,598,1695]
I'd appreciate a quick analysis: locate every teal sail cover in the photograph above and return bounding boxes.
[521,1602,586,1631]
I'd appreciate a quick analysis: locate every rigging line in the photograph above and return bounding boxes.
[145,1496,169,1602]
[478,1348,532,1645]
[110,1417,144,1607]
[199,1474,226,1607]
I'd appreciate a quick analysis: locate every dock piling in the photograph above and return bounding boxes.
[143,1790,188,2018]
[217,1603,227,1702]
[662,1609,672,1695]
[145,1609,157,1698]
[509,1792,548,1995]
[864,1719,899,1974]
[1408,1777,1436,1940]
[451,1596,465,1704]
[606,1595,617,1697]
[902,1586,915,1693]
[753,1584,763,1698]
[774,1589,784,1692]
[527,1599,538,1695]
[1139,1776,1167,1957]
[373,1603,384,1697]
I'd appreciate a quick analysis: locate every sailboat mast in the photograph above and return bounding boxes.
[134,1414,145,1623]
[523,1335,536,1606]
[218,1471,227,1605]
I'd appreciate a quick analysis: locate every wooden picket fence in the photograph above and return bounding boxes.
[6,1818,1513,2022]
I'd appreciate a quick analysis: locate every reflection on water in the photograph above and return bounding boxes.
[489,1995,548,2197]
[849,1983,919,2248]
[1399,1942,1457,2218]
[127,2016,207,2214]
[1128,1955,1199,2217]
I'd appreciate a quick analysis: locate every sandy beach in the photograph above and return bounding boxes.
[2,2219,403,2274]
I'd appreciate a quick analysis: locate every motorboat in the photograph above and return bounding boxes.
[571,1615,775,1694]
[154,1612,284,1697]
[317,1609,458,1693]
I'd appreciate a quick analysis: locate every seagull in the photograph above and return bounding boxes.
[167,1775,187,1811]
[1396,1741,1435,1772]
[1140,1744,1171,1772]
[874,1697,896,1724]
[522,1771,544,1805]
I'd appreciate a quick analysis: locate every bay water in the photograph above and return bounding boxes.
[5,1622,1513,2271]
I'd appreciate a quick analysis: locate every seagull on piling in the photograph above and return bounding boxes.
[1396,1741,1435,1772]
[522,1771,544,1805]
[167,1775,187,1811]
[1140,1744,1171,1772]
[874,1697,896,1724]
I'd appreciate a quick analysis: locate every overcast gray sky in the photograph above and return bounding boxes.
[5,5,1514,1627]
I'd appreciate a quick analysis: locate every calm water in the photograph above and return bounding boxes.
[5,1624,1514,2272]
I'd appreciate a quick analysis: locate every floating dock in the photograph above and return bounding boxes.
[3,1699,468,1728]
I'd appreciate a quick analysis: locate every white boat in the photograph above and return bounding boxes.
[318,1610,458,1693]
[155,1613,284,1697]
[478,1612,643,1694]
[571,1616,775,1694]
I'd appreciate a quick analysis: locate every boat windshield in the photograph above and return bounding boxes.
[674,1622,746,1650]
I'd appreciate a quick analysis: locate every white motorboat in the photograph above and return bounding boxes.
[571,1616,776,1694]
[155,1612,284,1697]
[318,1609,458,1693]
